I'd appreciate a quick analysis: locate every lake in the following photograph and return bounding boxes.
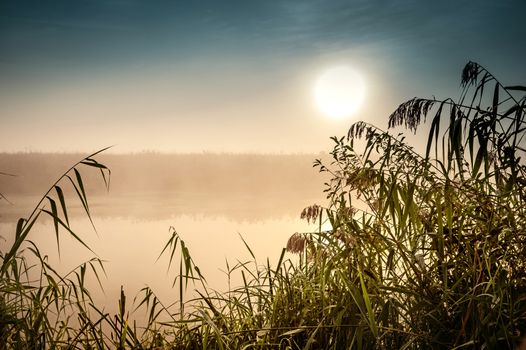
[0,153,328,321]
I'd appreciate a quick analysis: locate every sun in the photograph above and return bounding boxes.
[314,66,365,119]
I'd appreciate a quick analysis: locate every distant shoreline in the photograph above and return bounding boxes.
[0,151,329,156]
[1,152,329,222]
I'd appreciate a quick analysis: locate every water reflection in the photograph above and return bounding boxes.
[0,153,327,321]
[0,209,315,320]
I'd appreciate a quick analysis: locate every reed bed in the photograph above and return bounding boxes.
[1,61,526,349]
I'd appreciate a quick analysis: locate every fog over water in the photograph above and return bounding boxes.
[0,152,328,318]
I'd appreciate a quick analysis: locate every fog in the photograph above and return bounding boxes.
[0,152,327,219]
[0,152,329,319]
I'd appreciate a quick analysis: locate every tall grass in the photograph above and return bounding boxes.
[160,61,526,348]
[0,148,112,348]
[1,61,525,349]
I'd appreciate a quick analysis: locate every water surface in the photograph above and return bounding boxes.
[0,153,327,320]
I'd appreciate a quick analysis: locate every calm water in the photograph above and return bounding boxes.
[0,153,328,321]
[0,192,321,320]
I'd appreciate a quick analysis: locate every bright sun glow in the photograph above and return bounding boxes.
[314,66,365,119]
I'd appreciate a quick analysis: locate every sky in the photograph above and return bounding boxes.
[1,0,525,153]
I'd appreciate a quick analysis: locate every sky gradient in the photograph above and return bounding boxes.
[1,0,525,153]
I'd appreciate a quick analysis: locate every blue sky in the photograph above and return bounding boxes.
[1,0,525,152]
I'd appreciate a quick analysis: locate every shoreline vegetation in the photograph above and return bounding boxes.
[0,153,325,222]
[2,61,526,349]
[0,152,326,197]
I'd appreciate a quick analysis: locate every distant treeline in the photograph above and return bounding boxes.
[0,152,326,196]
